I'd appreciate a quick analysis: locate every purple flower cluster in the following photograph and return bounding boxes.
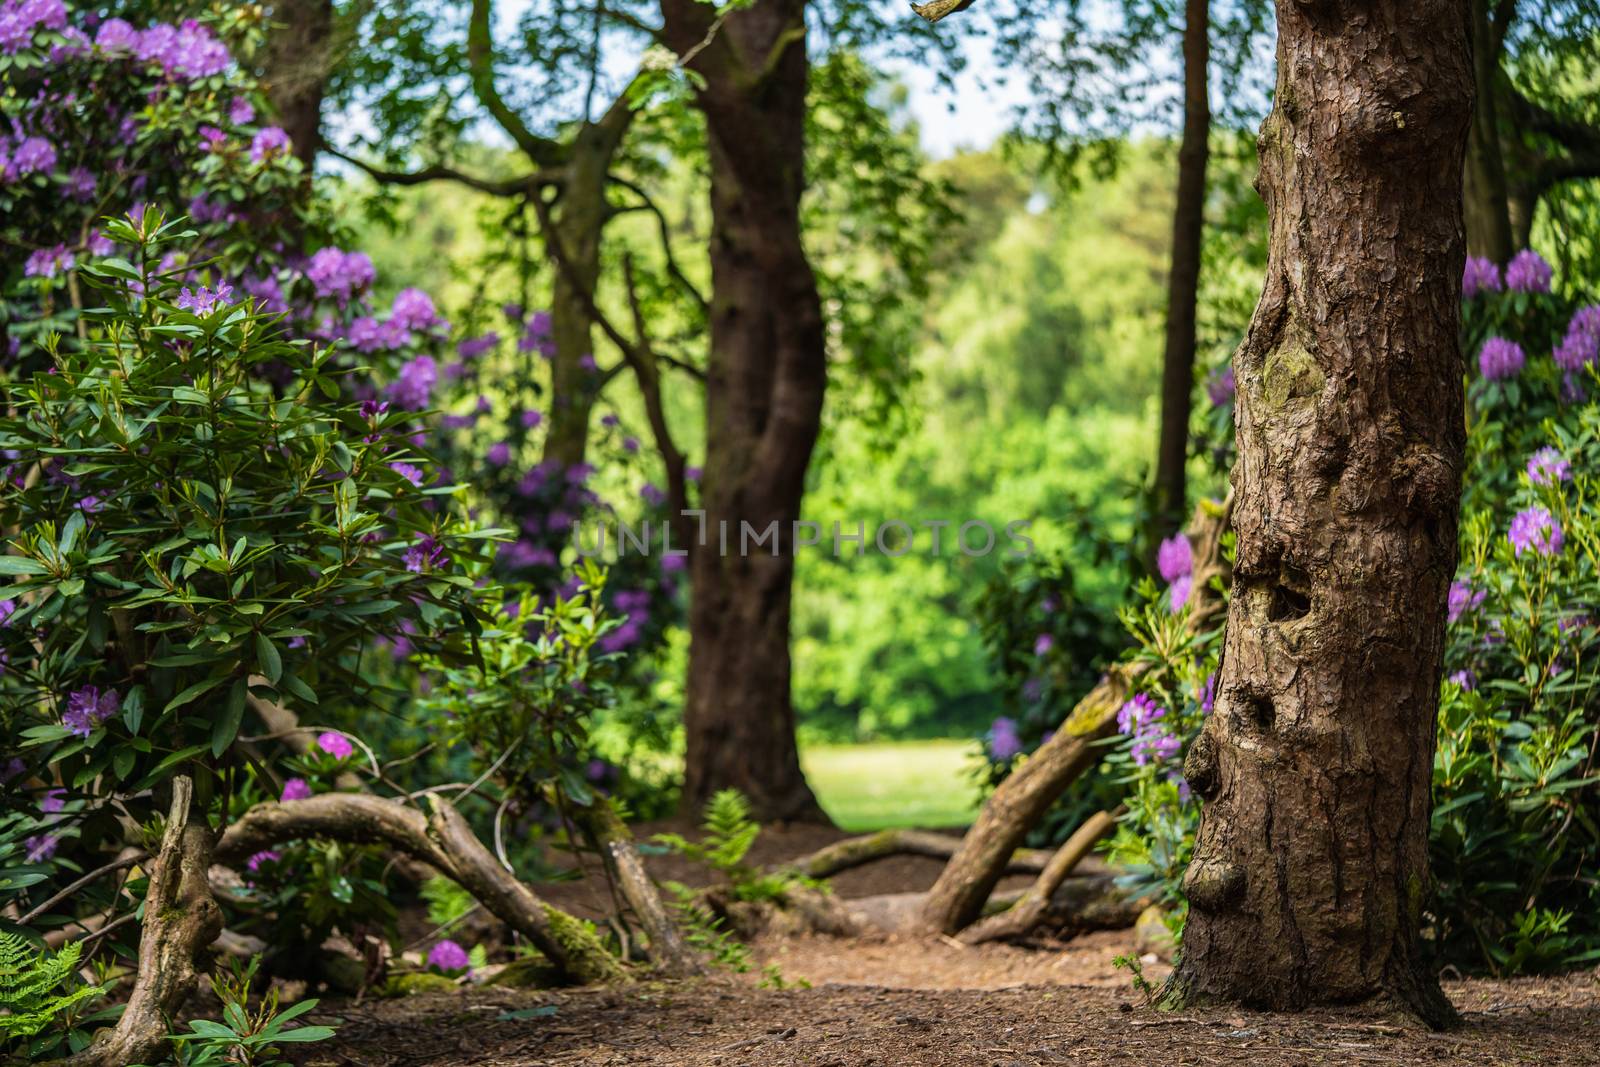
[1508,507,1563,558]
[1462,256,1502,299]
[1447,580,1485,624]
[1526,447,1571,487]
[62,685,119,736]
[1117,693,1179,767]
[988,716,1023,760]
[23,244,73,278]
[1206,364,1235,407]
[317,731,355,760]
[388,355,437,410]
[176,282,233,316]
[1555,305,1600,373]
[249,126,291,164]
[427,939,471,973]
[1157,533,1193,614]
[1478,337,1526,381]
[1504,249,1553,294]
[306,247,376,302]
[0,0,65,56]
[2,134,56,182]
[600,588,654,653]
[404,534,447,573]
[517,310,556,358]
[280,778,312,802]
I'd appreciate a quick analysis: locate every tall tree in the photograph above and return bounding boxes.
[1463,0,1600,258]
[1151,0,1212,538]
[1165,0,1470,1026]
[659,0,830,821]
[260,0,336,169]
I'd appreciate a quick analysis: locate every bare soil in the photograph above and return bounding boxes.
[296,821,1600,1066]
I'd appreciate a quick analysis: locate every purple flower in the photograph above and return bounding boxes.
[1448,670,1476,691]
[482,441,511,467]
[40,788,65,813]
[1033,633,1053,656]
[1199,673,1216,714]
[389,288,439,331]
[280,778,312,802]
[519,409,543,429]
[1168,574,1194,614]
[175,282,233,316]
[94,17,139,52]
[1505,249,1552,294]
[1508,507,1563,557]
[1117,693,1162,736]
[404,535,447,573]
[25,834,58,863]
[1206,365,1235,407]
[306,247,376,301]
[24,245,73,278]
[457,332,499,360]
[641,483,666,506]
[11,136,55,176]
[1461,256,1502,299]
[427,939,471,973]
[1156,534,1192,583]
[1527,447,1571,487]
[65,167,95,202]
[686,466,703,483]
[250,126,291,164]
[198,125,228,153]
[1132,726,1181,767]
[62,685,119,737]
[244,849,280,881]
[388,355,437,410]
[1478,337,1526,381]
[518,311,555,357]
[988,716,1022,760]
[1447,580,1485,624]
[228,96,255,125]
[361,398,390,421]
[389,462,424,487]
[317,732,355,760]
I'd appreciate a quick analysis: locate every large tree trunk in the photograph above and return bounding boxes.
[261,0,334,170]
[1463,0,1513,262]
[661,0,828,823]
[1165,0,1470,1028]
[1151,0,1211,539]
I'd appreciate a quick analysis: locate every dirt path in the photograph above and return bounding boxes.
[300,819,1600,1065]
[300,970,1600,1066]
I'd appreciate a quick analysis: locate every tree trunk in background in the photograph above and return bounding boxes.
[661,0,828,823]
[1165,0,1469,1028]
[1151,0,1211,541]
[262,0,334,169]
[1463,0,1512,262]
[541,110,634,468]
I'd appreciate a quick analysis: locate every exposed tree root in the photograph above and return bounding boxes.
[957,808,1123,945]
[846,875,1147,936]
[58,776,223,1067]
[215,793,623,984]
[918,496,1231,936]
[786,829,1108,881]
[576,800,705,976]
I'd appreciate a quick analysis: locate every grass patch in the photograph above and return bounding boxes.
[800,740,985,832]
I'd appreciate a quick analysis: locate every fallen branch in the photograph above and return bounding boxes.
[576,801,705,977]
[216,793,623,984]
[59,776,223,1067]
[917,495,1232,936]
[787,828,1108,880]
[958,808,1123,944]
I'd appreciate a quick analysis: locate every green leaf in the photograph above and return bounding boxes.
[0,556,46,575]
[163,674,228,715]
[211,678,247,757]
[255,632,282,683]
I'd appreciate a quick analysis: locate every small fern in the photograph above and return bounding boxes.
[652,789,805,903]
[0,932,106,1049]
[661,881,750,972]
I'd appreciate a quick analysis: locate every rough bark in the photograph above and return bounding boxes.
[61,777,222,1067]
[576,801,705,976]
[1463,0,1513,262]
[216,793,623,984]
[261,0,335,169]
[787,828,1108,880]
[1164,0,1469,1028]
[957,808,1122,945]
[1152,0,1211,539]
[661,0,828,823]
[918,496,1231,936]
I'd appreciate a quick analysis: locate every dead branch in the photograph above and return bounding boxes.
[958,808,1123,944]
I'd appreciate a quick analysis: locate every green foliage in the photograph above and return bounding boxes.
[653,790,795,903]
[420,875,476,930]
[0,933,106,1061]
[158,957,335,1067]
[660,883,750,973]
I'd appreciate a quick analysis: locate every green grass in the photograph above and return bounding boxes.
[799,740,985,831]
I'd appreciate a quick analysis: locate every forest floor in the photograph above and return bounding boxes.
[295,822,1600,1067]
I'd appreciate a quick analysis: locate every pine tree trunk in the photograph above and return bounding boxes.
[1463,0,1513,262]
[661,0,828,823]
[261,0,333,169]
[1165,0,1470,1028]
[1152,0,1211,538]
